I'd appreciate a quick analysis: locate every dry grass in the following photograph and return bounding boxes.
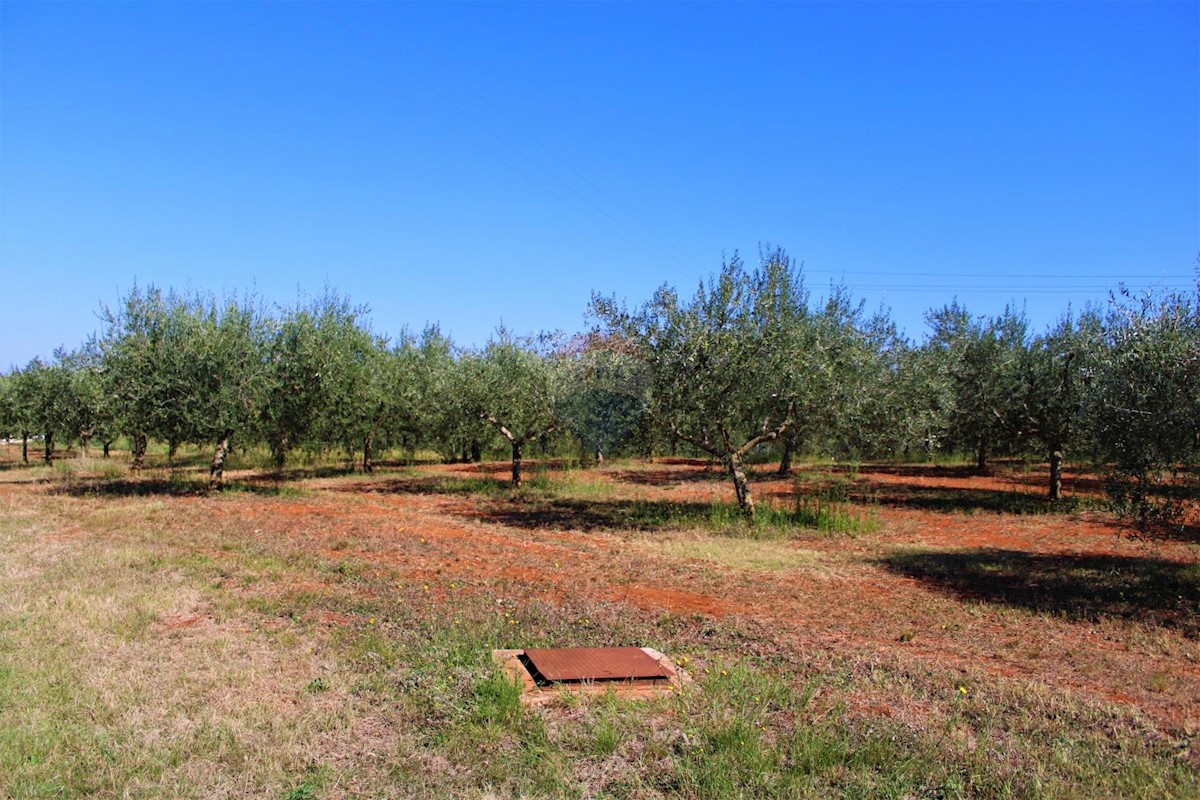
[0,498,379,798]
[0,451,1197,798]
[633,531,823,572]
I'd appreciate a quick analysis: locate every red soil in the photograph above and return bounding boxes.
[19,451,1192,741]
[211,460,1198,738]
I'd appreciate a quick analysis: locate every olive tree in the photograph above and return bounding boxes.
[0,372,12,447]
[559,334,647,465]
[461,329,567,486]
[61,343,118,457]
[187,295,272,487]
[309,318,383,472]
[924,302,1028,473]
[774,287,897,472]
[261,291,373,470]
[382,325,461,464]
[99,285,178,470]
[19,353,79,464]
[1015,311,1098,500]
[1084,288,1200,526]
[0,366,35,464]
[593,248,806,518]
[100,286,270,484]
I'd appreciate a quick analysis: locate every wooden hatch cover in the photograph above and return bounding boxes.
[522,646,671,683]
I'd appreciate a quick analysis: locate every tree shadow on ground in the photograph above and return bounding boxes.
[322,475,724,532]
[47,478,208,497]
[453,496,726,533]
[611,467,728,487]
[877,548,1200,638]
[327,474,512,497]
[848,480,1088,516]
[45,465,358,497]
[857,463,1162,499]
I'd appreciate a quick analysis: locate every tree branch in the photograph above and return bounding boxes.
[479,412,517,442]
[735,399,796,458]
[670,423,720,457]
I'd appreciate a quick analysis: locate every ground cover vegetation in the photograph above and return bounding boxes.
[0,453,1196,798]
[0,250,1198,797]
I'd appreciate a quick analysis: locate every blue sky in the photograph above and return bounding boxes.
[1,1,1196,367]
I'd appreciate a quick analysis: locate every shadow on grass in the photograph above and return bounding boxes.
[47,473,318,498]
[327,474,513,497]
[611,467,729,487]
[446,494,877,536]
[319,475,706,530]
[878,548,1200,637]
[453,496,724,533]
[47,478,207,497]
[848,480,1090,516]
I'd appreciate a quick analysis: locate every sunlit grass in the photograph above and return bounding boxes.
[636,532,822,571]
[0,463,1195,798]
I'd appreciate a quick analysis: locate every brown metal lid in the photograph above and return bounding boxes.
[522,646,670,682]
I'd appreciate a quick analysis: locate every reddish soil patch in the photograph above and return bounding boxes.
[602,583,734,616]
[44,457,1196,738]
[336,462,1190,734]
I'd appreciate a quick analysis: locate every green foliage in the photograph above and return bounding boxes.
[98,285,271,469]
[402,326,488,463]
[593,247,811,515]
[811,291,906,460]
[558,335,647,461]
[261,290,375,469]
[602,248,805,454]
[460,328,571,483]
[924,301,1029,471]
[1084,288,1200,528]
[1018,312,1095,451]
[5,258,1198,521]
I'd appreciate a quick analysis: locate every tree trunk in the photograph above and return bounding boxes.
[167,438,179,466]
[102,440,111,459]
[131,433,148,472]
[777,433,795,476]
[80,434,90,457]
[975,441,989,475]
[44,431,54,465]
[595,447,604,466]
[511,440,523,487]
[273,434,288,470]
[727,454,755,519]
[1049,450,1063,501]
[209,432,232,490]
[470,441,481,463]
[362,435,373,473]
[21,432,28,465]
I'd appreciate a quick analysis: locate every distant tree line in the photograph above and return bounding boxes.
[1,250,1197,527]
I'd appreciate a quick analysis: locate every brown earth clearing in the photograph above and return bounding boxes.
[1,446,1197,798]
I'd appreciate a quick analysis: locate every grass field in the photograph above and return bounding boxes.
[0,447,1197,798]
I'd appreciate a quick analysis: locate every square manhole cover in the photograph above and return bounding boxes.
[522,646,671,684]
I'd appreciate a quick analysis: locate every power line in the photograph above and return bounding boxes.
[802,270,1195,280]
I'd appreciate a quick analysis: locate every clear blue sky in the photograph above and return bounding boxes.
[2,1,1196,367]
